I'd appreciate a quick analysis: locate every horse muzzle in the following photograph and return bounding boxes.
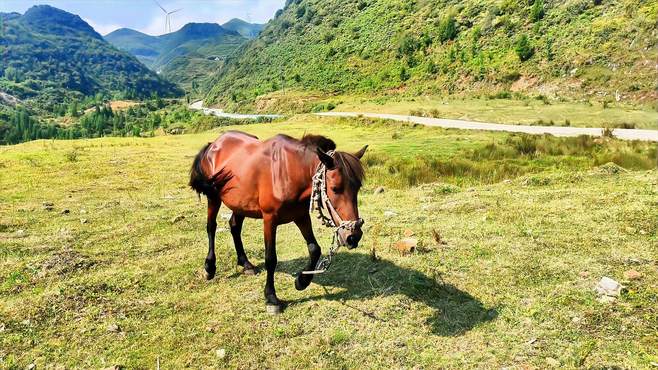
[340,218,364,249]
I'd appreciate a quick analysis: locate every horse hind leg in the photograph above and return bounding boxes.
[205,196,220,280]
[229,213,258,275]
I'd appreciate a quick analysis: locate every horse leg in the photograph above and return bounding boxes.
[205,196,220,280]
[294,214,321,291]
[263,215,283,313]
[229,213,257,275]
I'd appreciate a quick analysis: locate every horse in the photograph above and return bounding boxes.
[189,131,368,313]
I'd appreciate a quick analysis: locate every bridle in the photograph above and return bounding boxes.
[304,151,360,274]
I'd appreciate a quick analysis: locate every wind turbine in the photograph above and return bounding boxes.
[154,0,182,34]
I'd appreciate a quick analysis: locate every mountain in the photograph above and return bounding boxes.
[105,23,247,91]
[0,5,181,108]
[204,0,657,110]
[222,18,265,38]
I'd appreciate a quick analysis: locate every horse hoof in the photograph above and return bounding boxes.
[266,304,283,315]
[205,270,215,280]
[295,275,311,291]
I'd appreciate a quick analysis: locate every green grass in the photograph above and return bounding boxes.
[1,117,656,368]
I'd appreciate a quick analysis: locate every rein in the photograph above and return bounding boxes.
[304,151,359,275]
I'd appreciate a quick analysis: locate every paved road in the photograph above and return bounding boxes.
[316,112,658,142]
[191,101,658,142]
[190,101,282,120]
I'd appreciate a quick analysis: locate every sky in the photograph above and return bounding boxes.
[0,0,285,36]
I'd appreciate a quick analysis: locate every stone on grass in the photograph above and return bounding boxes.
[624,269,642,280]
[383,210,397,218]
[394,238,417,255]
[171,215,185,224]
[107,323,120,333]
[80,218,88,224]
[595,277,623,297]
[578,271,590,278]
[374,186,385,194]
[215,348,226,359]
[15,229,26,238]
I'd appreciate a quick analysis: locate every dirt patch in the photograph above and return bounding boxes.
[38,247,95,277]
[510,76,538,92]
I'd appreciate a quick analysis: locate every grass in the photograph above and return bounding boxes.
[0,116,656,368]
[332,95,658,129]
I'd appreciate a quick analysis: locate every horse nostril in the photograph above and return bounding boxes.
[346,235,359,247]
[356,218,364,227]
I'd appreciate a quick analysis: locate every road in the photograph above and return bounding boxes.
[190,102,658,142]
[316,112,658,142]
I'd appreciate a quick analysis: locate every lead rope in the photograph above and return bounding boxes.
[303,152,357,275]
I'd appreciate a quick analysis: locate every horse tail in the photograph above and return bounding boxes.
[189,143,234,198]
[189,143,215,197]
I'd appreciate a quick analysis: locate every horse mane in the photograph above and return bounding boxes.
[299,133,364,187]
[301,134,336,152]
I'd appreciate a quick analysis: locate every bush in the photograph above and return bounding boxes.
[515,35,534,61]
[530,0,545,22]
[438,15,458,42]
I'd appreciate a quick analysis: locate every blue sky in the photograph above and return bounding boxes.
[0,0,285,36]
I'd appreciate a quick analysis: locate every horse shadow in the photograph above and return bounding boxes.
[277,252,497,336]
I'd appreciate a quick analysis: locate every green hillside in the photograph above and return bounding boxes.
[222,18,265,38]
[106,23,248,91]
[204,0,658,110]
[0,5,181,109]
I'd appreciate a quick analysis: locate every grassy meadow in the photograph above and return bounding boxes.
[1,116,657,368]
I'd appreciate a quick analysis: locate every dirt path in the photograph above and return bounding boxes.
[190,101,282,120]
[316,112,658,142]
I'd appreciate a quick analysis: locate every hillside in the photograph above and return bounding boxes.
[204,0,658,110]
[0,5,181,108]
[222,18,265,38]
[106,23,248,91]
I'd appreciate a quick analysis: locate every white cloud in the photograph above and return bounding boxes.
[83,17,122,36]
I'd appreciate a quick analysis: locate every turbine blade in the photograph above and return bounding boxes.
[153,0,167,13]
[168,9,182,15]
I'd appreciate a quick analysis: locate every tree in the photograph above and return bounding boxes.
[515,35,534,61]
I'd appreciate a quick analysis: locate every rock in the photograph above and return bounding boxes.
[0,322,5,332]
[15,229,26,238]
[42,202,54,211]
[61,209,70,215]
[595,277,623,297]
[374,186,385,194]
[545,357,560,367]
[403,229,415,237]
[624,269,642,280]
[27,364,36,370]
[597,295,616,304]
[215,348,226,359]
[80,209,87,214]
[383,210,397,218]
[171,215,185,224]
[571,316,582,323]
[107,323,120,333]
[394,238,417,255]
[80,218,88,224]
[578,271,590,278]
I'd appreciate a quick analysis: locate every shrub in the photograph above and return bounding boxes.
[530,0,545,22]
[438,15,458,42]
[515,35,534,61]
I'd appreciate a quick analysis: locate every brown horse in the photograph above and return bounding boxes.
[189,131,368,312]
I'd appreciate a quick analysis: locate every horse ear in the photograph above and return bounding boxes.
[354,145,368,159]
[316,148,335,169]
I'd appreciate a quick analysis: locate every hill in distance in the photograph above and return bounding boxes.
[0,5,181,108]
[204,0,657,110]
[105,20,261,91]
[222,18,265,38]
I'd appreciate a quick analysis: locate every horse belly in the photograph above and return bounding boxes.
[220,190,262,219]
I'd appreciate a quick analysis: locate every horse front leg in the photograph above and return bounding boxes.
[263,215,283,313]
[294,214,321,291]
[205,196,220,280]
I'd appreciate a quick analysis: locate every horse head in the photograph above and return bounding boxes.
[316,145,368,249]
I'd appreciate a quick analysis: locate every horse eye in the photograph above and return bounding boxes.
[331,186,343,194]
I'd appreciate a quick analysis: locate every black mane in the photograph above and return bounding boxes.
[301,134,336,152]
